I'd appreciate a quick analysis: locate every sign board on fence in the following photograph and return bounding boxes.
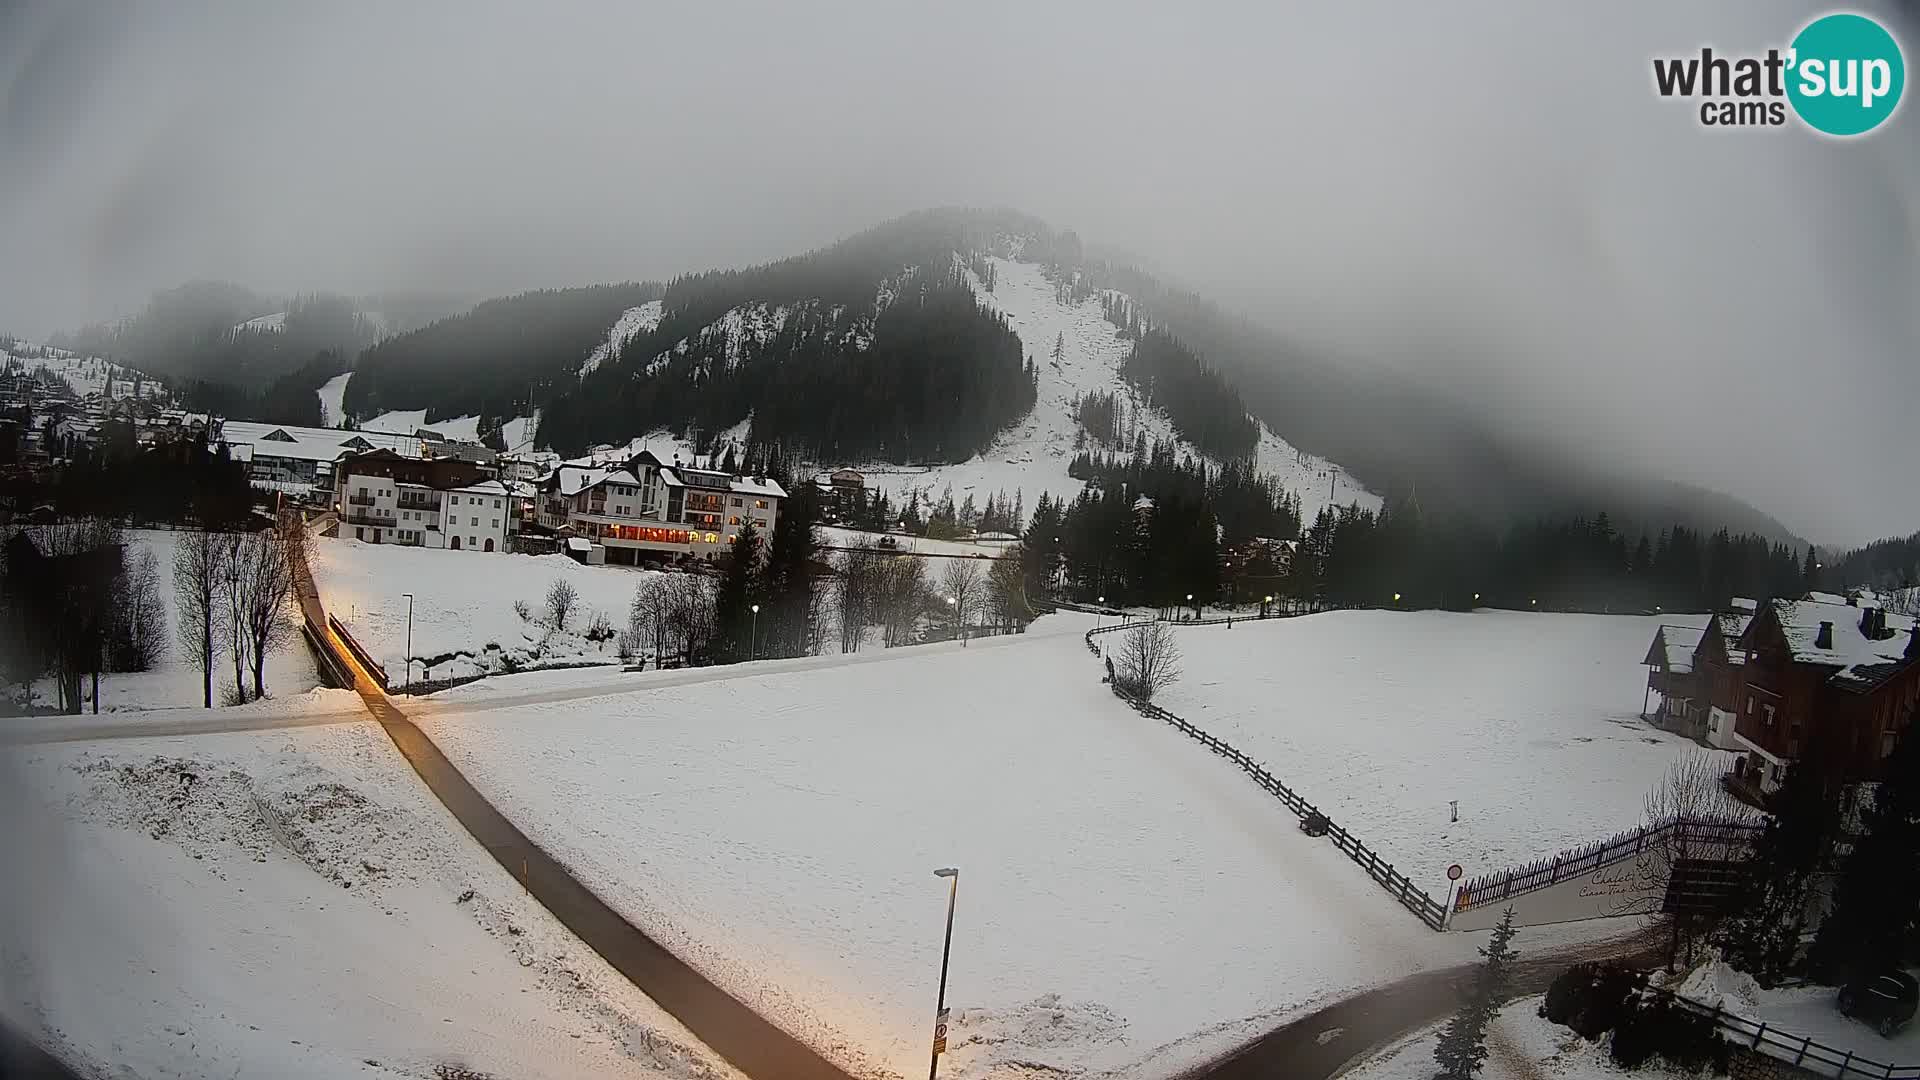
[1447,864,1464,881]
[932,1007,949,1055]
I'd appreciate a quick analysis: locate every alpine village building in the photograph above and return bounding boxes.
[1646,592,1920,801]
[533,450,785,565]
[333,449,517,552]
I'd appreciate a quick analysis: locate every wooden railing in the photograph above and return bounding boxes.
[1648,984,1920,1079]
[1084,617,1449,930]
[1453,817,1763,914]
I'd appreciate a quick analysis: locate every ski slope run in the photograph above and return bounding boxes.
[860,256,1375,522]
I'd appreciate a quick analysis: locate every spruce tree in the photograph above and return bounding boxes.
[1718,734,1842,985]
[1807,710,1920,983]
[762,483,820,658]
[1434,908,1518,1080]
[711,521,761,663]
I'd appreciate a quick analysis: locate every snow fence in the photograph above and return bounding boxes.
[1085,617,1452,931]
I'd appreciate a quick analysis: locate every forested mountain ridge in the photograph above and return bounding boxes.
[538,209,1054,460]
[342,282,667,436]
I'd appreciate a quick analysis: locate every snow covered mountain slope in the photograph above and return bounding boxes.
[580,300,663,379]
[315,371,352,426]
[857,256,1375,521]
[2,341,162,400]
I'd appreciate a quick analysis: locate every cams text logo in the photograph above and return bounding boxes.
[1652,12,1905,136]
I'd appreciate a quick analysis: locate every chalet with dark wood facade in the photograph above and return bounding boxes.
[1641,601,1755,750]
[1728,595,1920,795]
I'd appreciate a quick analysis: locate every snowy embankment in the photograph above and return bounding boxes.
[417,621,1544,1080]
[315,371,353,427]
[18,529,321,714]
[1156,610,1738,891]
[0,723,739,1080]
[855,256,1374,525]
[1346,995,1692,1080]
[309,537,660,683]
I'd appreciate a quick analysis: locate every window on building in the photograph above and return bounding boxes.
[493,499,501,508]
[357,487,367,496]
[755,499,769,509]
[1746,695,1755,714]
[491,519,498,528]
[469,536,477,548]
[732,497,743,507]
[1763,703,1776,726]
[729,515,741,526]
[450,496,459,505]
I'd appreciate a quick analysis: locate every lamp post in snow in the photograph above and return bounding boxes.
[928,867,960,1080]
[1097,595,1105,629]
[401,592,414,688]
[750,603,760,660]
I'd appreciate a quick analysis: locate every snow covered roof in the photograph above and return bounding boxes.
[446,479,512,497]
[1758,597,1916,691]
[730,476,786,499]
[221,420,422,463]
[1647,625,1705,673]
[1729,597,1757,612]
[1804,591,1851,606]
[566,537,592,553]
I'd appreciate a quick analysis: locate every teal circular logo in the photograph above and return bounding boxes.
[1787,13,1905,136]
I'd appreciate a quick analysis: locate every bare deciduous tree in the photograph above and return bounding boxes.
[940,559,983,643]
[546,578,580,630]
[1116,620,1182,700]
[875,557,929,648]
[233,529,295,701]
[834,541,881,654]
[173,529,227,709]
[114,547,168,672]
[1622,751,1752,969]
[987,546,1031,635]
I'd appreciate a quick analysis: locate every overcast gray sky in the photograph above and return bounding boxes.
[1,1,1915,543]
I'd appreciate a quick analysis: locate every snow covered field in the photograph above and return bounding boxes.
[0,722,738,1080]
[19,529,320,713]
[414,620,1560,1080]
[1156,610,1736,891]
[309,536,661,682]
[852,257,1374,526]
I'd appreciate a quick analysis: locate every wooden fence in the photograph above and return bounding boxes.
[1084,620,1449,930]
[1453,816,1764,914]
[1649,984,1920,1079]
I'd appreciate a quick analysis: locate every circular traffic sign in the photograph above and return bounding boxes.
[1446,864,1464,881]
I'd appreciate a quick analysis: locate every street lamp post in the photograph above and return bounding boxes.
[1186,592,1195,621]
[401,592,414,688]
[750,603,760,660]
[928,867,960,1080]
[1097,595,1105,629]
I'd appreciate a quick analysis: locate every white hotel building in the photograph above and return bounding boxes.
[536,450,785,565]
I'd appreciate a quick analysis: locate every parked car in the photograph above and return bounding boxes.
[1838,970,1918,1037]
[1299,811,1330,837]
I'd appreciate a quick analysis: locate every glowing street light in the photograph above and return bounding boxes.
[1392,592,1402,604]
[750,602,760,660]
[927,867,961,1080]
